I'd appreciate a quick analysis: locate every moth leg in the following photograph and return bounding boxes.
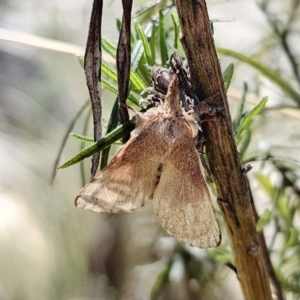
[242,164,253,174]
[190,91,223,117]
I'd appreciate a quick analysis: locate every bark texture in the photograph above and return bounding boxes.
[175,1,273,299]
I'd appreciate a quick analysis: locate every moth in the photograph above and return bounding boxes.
[75,75,221,248]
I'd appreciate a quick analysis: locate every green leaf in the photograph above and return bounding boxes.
[276,187,290,220]
[79,107,92,185]
[102,38,117,58]
[102,60,146,92]
[285,228,300,247]
[132,22,156,81]
[269,156,300,168]
[116,18,121,32]
[77,55,84,68]
[131,40,144,71]
[101,79,140,106]
[222,63,234,92]
[149,22,157,64]
[130,69,147,91]
[159,10,168,65]
[256,209,272,231]
[136,24,155,66]
[253,173,274,199]
[127,91,141,107]
[100,97,120,169]
[234,82,248,132]
[171,13,180,49]
[70,133,94,142]
[102,60,118,82]
[134,0,168,20]
[239,128,251,159]
[208,247,234,263]
[236,96,268,144]
[218,48,300,105]
[101,78,118,94]
[151,262,171,300]
[58,118,136,169]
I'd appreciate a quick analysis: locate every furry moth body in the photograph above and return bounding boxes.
[75,75,221,248]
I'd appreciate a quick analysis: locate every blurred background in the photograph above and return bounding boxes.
[0,0,299,299]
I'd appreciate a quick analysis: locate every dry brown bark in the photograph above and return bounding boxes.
[174,1,273,299]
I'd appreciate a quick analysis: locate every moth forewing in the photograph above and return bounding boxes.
[75,115,168,213]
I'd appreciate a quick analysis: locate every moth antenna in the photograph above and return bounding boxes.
[120,102,140,115]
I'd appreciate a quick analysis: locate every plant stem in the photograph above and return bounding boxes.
[174,1,273,299]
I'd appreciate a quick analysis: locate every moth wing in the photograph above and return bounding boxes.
[75,127,166,213]
[153,139,221,248]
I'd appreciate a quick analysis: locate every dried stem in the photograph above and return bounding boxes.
[174,0,273,299]
[84,0,103,177]
[117,0,132,143]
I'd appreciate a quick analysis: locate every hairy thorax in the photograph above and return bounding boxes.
[158,110,198,146]
[136,102,198,147]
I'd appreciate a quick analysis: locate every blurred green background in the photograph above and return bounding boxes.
[1,1,300,299]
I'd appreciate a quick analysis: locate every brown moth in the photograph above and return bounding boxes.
[75,75,221,248]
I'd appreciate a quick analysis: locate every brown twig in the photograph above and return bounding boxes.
[117,0,132,144]
[84,0,103,178]
[174,0,272,299]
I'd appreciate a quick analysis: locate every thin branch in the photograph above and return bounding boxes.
[117,0,133,144]
[174,1,272,299]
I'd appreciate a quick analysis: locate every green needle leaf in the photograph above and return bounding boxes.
[171,13,180,50]
[70,133,94,142]
[236,96,268,144]
[223,63,234,92]
[102,38,117,58]
[218,48,300,105]
[136,24,155,66]
[58,117,136,169]
[159,10,168,65]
